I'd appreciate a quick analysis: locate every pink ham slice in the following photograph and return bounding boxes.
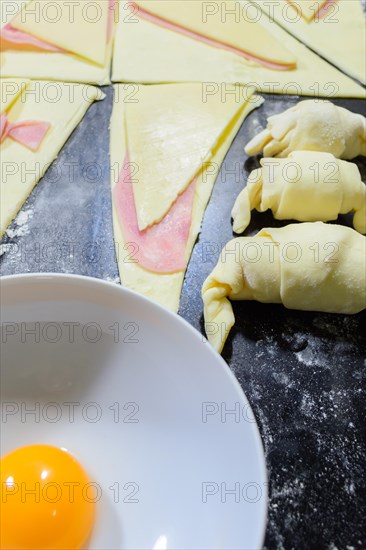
[286,0,338,20]
[107,0,118,42]
[129,1,292,71]
[1,0,116,51]
[1,113,51,151]
[114,154,196,273]
[317,0,338,19]
[1,24,64,51]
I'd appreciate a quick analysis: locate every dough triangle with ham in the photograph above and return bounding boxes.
[126,83,254,230]
[11,0,109,65]
[253,0,366,84]
[0,79,103,237]
[110,83,263,311]
[113,0,365,98]
[133,0,296,68]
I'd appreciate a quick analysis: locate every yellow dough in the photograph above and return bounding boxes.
[232,151,366,233]
[245,100,366,159]
[202,222,366,353]
[0,79,103,237]
[286,0,329,21]
[126,83,258,230]
[253,0,366,84]
[134,0,296,66]
[110,84,263,311]
[0,78,28,111]
[112,0,365,98]
[11,0,109,65]
[0,0,116,84]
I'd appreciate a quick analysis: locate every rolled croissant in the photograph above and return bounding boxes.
[245,100,366,160]
[232,151,366,234]
[202,222,366,353]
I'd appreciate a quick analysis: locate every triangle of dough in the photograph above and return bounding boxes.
[126,83,251,230]
[11,0,108,65]
[0,79,103,237]
[0,0,114,84]
[253,0,366,84]
[113,0,365,98]
[0,78,29,112]
[111,84,262,311]
[134,0,296,67]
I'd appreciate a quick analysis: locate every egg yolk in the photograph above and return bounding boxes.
[0,445,96,549]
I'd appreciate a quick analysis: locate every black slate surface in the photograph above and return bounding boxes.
[1,89,365,550]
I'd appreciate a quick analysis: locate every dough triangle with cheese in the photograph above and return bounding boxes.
[252,0,366,84]
[126,83,254,230]
[11,0,109,65]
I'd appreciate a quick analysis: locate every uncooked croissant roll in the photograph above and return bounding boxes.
[232,151,366,234]
[202,222,366,353]
[245,100,366,160]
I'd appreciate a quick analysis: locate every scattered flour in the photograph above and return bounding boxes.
[0,243,15,256]
[295,341,328,367]
[104,276,120,284]
[5,209,33,239]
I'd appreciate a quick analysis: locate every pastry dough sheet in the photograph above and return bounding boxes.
[110,84,263,311]
[0,79,103,237]
[253,0,366,85]
[0,0,117,84]
[112,0,365,98]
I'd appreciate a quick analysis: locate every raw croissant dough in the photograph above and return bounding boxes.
[202,222,366,353]
[245,100,366,159]
[232,151,366,234]
[112,1,365,98]
[110,84,262,311]
[252,0,366,85]
[0,79,103,237]
[0,0,116,84]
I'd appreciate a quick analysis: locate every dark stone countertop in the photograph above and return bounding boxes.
[1,88,365,550]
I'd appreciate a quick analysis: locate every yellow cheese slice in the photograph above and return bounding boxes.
[112,0,365,98]
[252,0,366,85]
[110,84,263,311]
[11,0,109,65]
[0,80,103,237]
[126,83,256,230]
[134,0,296,67]
[286,0,329,21]
[0,0,115,84]
[0,78,29,112]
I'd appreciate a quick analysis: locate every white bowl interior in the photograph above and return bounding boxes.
[1,275,267,550]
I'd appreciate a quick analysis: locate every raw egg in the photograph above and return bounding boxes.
[0,444,96,549]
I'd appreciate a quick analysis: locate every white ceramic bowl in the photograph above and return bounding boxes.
[1,274,267,549]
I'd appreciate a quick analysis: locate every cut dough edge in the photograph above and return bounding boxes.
[251,0,366,85]
[11,0,109,65]
[126,83,258,231]
[133,0,296,67]
[0,79,104,237]
[0,0,115,84]
[110,84,263,312]
[112,0,365,98]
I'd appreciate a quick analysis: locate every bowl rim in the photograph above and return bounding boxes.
[1,272,268,547]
